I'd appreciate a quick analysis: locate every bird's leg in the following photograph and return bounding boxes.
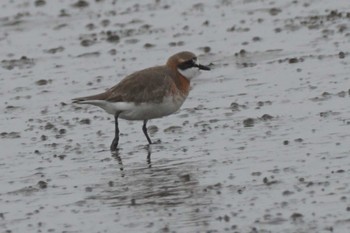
[110,115,120,151]
[142,120,152,144]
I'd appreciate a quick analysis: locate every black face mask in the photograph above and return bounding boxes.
[178,59,211,71]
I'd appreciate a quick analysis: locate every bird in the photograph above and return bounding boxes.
[73,51,211,151]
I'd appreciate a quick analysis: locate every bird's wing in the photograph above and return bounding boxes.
[106,66,176,103]
[72,66,176,104]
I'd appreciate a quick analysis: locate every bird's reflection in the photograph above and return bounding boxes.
[111,149,125,177]
[111,145,153,176]
[146,145,152,168]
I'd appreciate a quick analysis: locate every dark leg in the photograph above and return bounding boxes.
[110,115,120,151]
[142,120,152,144]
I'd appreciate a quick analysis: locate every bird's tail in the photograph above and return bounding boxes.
[72,92,109,104]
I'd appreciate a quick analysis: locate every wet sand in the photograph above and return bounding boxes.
[1,0,350,232]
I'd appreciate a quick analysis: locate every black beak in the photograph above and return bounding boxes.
[196,63,211,71]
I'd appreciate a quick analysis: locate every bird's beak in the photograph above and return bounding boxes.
[196,63,211,71]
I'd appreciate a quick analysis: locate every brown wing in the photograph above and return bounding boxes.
[73,66,177,104]
[105,66,176,103]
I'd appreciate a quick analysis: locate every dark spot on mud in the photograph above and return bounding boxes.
[164,126,182,134]
[230,102,247,112]
[58,9,70,17]
[5,105,22,112]
[282,190,294,196]
[227,26,235,32]
[179,174,191,182]
[269,8,282,16]
[72,0,89,8]
[130,199,136,205]
[80,39,96,47]
[288,58,299,64]
[125,38,139,44]
[252,36,261,42]
[100,19,110,27]
[36,79,51,86]
[1,56,35,70]
[337,90,347,97]
[260,114,273,121]
[310,91,334,102]
[44,122,55,130]
[283,140,289,145]
[53,23,68,30]
[37,181,47,189]
[322,91,331,97]
[43,46,64,54]
[3,20,24,27]
[338,51,345,59]
[217,215,230,222]
[86,23,96,30]
[59,129,66,135]
[106,31,120,43]
[143,43,155,48]
[251,172,262,176]
[168,41,184,47]
[209,119,218,123]
[58,154,67,160]
[199,46,211,53]
[147,125,158,135]
[34,0,46,7]
[1,132,21,139]
[263,177,278,186]
[274,27,282,33]
[77,52,100,58]
[79,118,91,125]
[238,62,256,68]
[243,118,254,127]
[257,101,272,108]
[294,138,303,143]
[236,49,246,56]
[306,182,313,187]
[194,105,205,110]
[290,213,303,222]
[108,49,117,55]
[85,187,93,192]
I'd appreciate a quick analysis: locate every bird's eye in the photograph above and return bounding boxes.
[178,59,197,70]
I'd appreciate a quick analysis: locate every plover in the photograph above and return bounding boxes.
[73,51,210,151]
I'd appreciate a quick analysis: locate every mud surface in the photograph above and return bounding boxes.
[1,0,350,232]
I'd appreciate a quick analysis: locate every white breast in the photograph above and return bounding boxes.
[119,95,187,120]
[80,94,188,120]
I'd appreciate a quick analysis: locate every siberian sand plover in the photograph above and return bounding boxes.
[73,51,211,151]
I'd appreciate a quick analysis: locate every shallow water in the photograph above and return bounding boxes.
[1,0,350,232]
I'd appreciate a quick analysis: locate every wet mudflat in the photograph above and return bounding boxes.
[1,0,350,232]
